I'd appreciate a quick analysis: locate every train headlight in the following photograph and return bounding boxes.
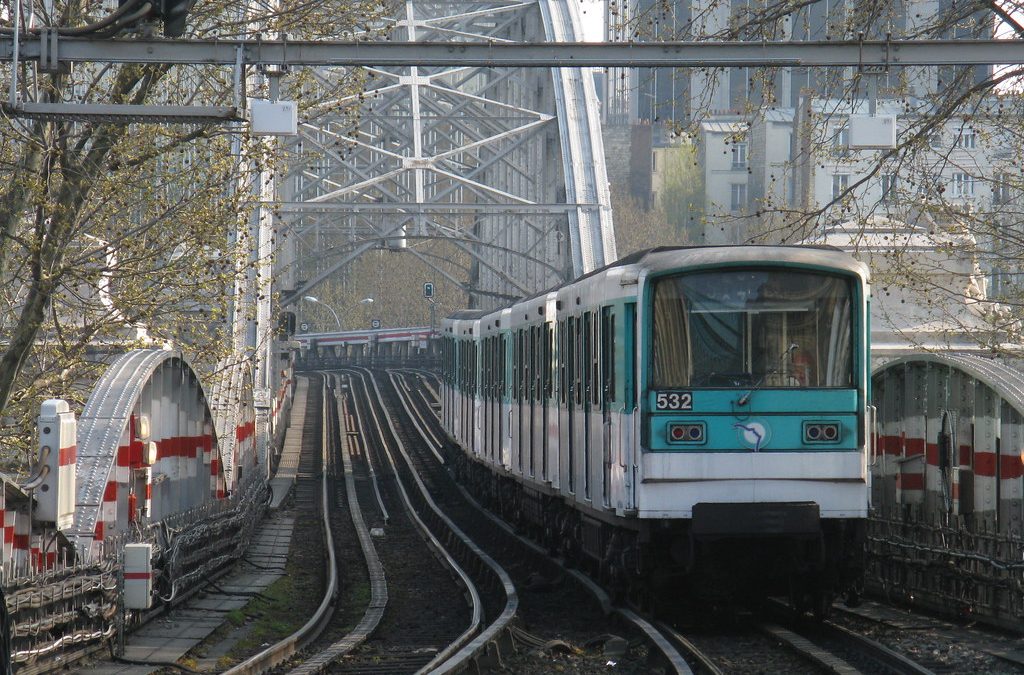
[803,422,841,444]
[667,422,705,445]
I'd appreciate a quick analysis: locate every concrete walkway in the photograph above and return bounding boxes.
[79,377,309,674]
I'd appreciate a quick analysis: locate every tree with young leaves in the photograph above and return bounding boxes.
[0,0,381,471]
[610,0,1024,351]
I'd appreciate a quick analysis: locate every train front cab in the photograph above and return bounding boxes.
[635,250,871,610]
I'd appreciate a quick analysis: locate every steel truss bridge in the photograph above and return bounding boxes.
[8,4,1024,665]
[274,0,616,309]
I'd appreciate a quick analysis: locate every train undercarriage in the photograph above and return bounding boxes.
[452,451,866,619]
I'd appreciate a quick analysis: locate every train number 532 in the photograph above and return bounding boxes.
[655,392,693,411]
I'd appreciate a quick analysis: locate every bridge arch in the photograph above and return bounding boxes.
[72,350,236,555]
[872,353,1024,534]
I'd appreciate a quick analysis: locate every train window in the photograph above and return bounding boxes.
[534,325,543,400]
[602,307,616,404]
[544,323,553,398]
[591,312,600,406]
[575,316,584,407]
[559,320,567,404]
[499,334,507,399]
[650,269,854,389]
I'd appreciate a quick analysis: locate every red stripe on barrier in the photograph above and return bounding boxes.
[59,444,76,465]
[959,445,972,466]
[975,451,997,477]
[124,572,151,580]
[1000,454,1024,479]
[117,443,131,467]
[95,522,104,540]
[898,473,924,490]
[103,481,117,501]
[12,534,29,550]
[880,435,902,455]
[905,437,925,456]
[926,443,938,465]
[951,482,960,499]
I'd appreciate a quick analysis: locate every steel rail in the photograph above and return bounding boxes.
[223,375,339,675]
[355,366,516,674]
[818,621,935,675]
[348,367,490,672]
[764,599,935,675]
[433,439,695,674]
[6,37,1024,67]
[341,373,390,523]
[653,621,725,675]
[284,374,388,674]
[387,371,446,464]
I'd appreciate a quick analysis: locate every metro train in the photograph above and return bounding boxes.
[440,246,871,615]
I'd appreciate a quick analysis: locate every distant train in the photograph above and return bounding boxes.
[440,246,871,616]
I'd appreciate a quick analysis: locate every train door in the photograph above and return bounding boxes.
[499,333,507,469]
[521,327,532,477]
[542,322,552,482]
[582,312,593,501]
[487,337,495,459]
[531,324,542,479]
[567,317,577,495]
[557,318,569,492]
[601,306,615,509]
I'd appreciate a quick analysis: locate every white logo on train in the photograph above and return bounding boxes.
[734,420,770,452]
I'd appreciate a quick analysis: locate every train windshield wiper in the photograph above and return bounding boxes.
[737,343,799,406]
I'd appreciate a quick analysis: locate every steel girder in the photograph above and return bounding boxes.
[277,0,615,309]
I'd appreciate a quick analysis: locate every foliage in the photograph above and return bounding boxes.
[611,0,1024,351]
[656,143,704,239]
[0,0,380,473]
[613,187,693,257]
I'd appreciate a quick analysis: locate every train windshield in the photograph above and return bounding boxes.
[650,269,854,388]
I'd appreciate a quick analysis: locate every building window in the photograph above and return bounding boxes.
[832,174,850,200]
[731,142,747,170]
[730,183,747,211]
[952,173,975,198]
[993,173,1012,205]
[833,123,849,148]
[880,174,897,204]
[955,129,977,149]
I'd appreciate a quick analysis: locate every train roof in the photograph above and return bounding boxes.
[636,245,869,279]
[447,309,489,320]
[445,245,867,324]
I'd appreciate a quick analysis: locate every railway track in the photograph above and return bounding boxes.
[381,367,696,673]
[226,368,990,675]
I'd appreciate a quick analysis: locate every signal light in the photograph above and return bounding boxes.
[667,422,705,445]
[804,422,841,444]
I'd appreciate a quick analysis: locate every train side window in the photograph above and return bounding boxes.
[574,316,583,407]
[525,327,533,403]
[534,325,543,401]
[544,323,553,398]
[591,311,600,406]
[500,334,507,400]
[602,307,616,404]
[559,320,567,404]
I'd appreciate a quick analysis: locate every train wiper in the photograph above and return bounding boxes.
[737,343,799,407]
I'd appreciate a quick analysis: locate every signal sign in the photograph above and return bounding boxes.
[423,282,434,298]
[371,319,382,329]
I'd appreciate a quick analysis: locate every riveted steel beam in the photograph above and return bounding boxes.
[4,37,1024,67]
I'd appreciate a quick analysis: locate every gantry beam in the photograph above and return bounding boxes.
[4,38,1024,67]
